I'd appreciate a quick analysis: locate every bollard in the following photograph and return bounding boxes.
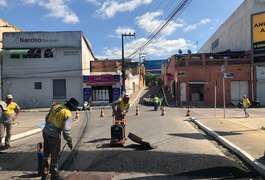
[161,106,165,116]
[136,106,139,116]
[100,108,104,117]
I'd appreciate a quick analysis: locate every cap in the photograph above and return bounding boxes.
[0,101,7,111]
[65,98,80,111]
[6,94,13,100]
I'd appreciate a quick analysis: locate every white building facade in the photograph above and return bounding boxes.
[2,31,95,108]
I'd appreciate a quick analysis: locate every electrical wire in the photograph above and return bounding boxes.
[128,0,192,59]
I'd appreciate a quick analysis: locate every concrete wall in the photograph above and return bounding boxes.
[199,1,265,53]
[3,76,82,108]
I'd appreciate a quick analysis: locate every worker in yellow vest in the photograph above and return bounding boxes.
[0,94,20,148]
[153,95,161,111]
[41,98,79,180]
[112,93,130,120]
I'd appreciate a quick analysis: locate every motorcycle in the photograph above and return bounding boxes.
[252,98,260,108]
[237,98,260,108]
[82,101,90,110]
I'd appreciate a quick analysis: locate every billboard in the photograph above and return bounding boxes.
[252,12,265,57]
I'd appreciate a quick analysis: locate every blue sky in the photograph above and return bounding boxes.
[0,0,244,61]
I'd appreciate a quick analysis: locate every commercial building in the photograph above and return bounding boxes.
[0,19,23,99]
[85,60,144,105]
[164,53,251,106]
[198,0,265,105]
[1,31,96,108]
[143,59,167,75]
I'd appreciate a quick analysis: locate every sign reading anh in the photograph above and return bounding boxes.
[252,12,265,55]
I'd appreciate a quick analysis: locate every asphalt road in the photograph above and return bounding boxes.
[0,105,260,179]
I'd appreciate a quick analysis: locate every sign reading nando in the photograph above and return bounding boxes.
[252,12,265,55]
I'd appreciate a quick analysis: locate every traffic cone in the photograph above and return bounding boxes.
[100,108,104,117]
[75,110,80,120]
[186,107,190,117]
[136,106,139,116]
[161,106,165,116]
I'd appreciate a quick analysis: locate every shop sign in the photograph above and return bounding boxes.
[83,88,91,101]
[84,75,115,83]
[112,88,121,101]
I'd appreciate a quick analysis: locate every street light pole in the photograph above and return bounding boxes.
[121,33,135,95]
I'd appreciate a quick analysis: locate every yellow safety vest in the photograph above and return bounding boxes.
[116,98,129,111]
[3,102,18,115]
[47,104,72,128]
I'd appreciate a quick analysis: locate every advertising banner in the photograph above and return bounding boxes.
[252,12,265,55]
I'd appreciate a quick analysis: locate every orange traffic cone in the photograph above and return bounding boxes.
[136,106,139,116]
[186,107,190,117]
[161,106,165,116]
[75,110,80,120]
[100,108,104,117]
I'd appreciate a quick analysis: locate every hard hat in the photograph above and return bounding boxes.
[124,93,130,99]
[6,94,13,100]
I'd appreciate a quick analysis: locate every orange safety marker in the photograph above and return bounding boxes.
[136,106,140,116]
[75,110,80,120]
[161,106,165,116]
[100,108,104,117]
[186,107,190,117]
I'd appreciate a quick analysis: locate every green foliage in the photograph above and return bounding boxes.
[144,73,162,86]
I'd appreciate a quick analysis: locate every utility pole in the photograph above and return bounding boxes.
[121,32,135,95]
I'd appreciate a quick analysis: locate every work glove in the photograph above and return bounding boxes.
[67,140,73,149]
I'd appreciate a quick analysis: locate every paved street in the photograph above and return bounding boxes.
[0,102,260,179]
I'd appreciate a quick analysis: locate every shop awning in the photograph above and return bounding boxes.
[189,81,208,84]
[0,49,30,55]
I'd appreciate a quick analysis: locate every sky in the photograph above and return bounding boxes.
[0,0,245,61]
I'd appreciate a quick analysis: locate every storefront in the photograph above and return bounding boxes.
[83,74,122,103]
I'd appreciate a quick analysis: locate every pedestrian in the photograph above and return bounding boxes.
[242,95,251,118]
[0,94,20,148]
[41,97,79,180]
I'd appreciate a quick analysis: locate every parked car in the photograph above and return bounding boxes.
[143,94,164,106]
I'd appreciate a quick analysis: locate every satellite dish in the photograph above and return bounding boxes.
[178,49,182,54]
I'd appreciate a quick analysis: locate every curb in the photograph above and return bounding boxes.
[191,117,265,177]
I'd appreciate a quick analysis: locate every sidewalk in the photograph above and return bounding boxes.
[188,107,265,177]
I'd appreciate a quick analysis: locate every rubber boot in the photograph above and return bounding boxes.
[50,163,62,180]
[41,158,50,180]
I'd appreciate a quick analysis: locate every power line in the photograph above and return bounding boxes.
[128,0,192,59]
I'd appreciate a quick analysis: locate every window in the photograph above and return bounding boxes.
[23,48,41,58]
[10,54,20,59]
[34,82,42,89]
[53,79,66,99]
[44,48,54,58]
[64,51,78,56]
[211,39,219,50]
